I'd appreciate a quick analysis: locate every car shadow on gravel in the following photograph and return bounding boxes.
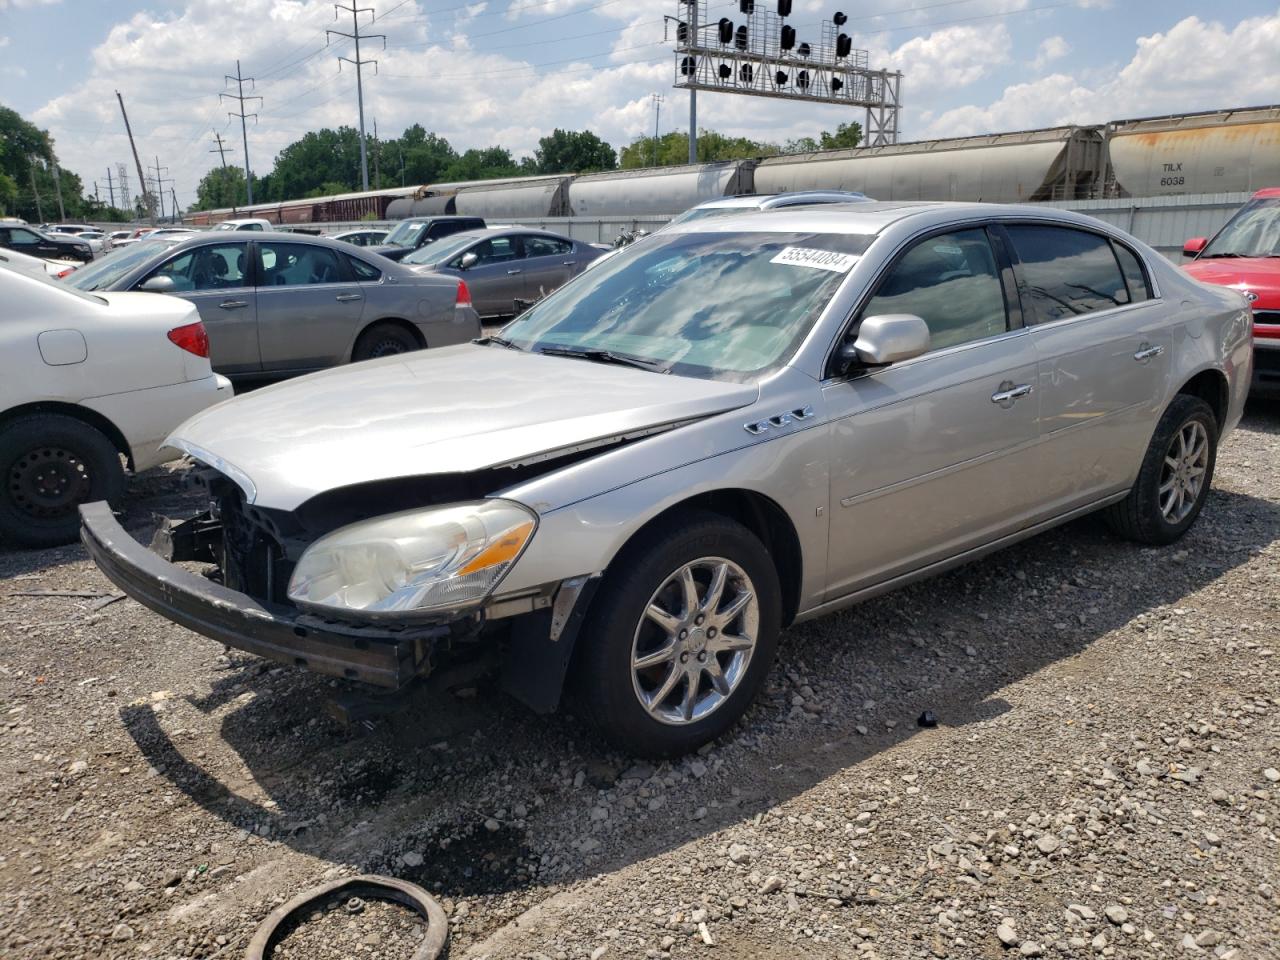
[114,471,1280,912]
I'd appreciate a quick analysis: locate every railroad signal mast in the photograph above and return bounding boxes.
[669,0,902,158]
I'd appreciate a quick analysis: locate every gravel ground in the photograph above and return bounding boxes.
[1,401,1277,960]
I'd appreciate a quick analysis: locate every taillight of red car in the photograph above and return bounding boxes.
[456,279,473,308]
[167,321,210,358]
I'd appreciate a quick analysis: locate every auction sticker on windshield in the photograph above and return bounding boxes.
[770,247,860,273]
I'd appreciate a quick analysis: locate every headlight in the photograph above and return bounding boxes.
[287,500,536,615]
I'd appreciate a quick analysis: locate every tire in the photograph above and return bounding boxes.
[574,511,782,757]
[0,414,125,549]
[1104,395,1218,546]
[352,323,421,362]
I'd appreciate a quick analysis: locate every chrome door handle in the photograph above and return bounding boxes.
[561,260,576,265]
[219,300,248,309]
[991,383,1033,404]
[1133,344,1165,361]
[335,293,362,302]
[506,269,522,275]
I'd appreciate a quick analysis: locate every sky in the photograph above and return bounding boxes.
[1,0,1278,210]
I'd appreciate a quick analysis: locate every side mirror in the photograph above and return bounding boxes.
[840,314,931,370]
[139,275,176,293]
[459,252,479,270]
[1182,237,1207,258]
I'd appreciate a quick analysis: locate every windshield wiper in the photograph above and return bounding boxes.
[538,345,669,373]
[1200,252,1245,259]
[474,335,522,350]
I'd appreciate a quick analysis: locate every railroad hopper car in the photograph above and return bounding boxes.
[1105,105,1280,197]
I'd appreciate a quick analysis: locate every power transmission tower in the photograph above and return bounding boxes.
[116,91,155,223]
[149,157,173,220]
[651,94,664,166]
[221,61,261,205]
[327,2,385,192]
[104,167,116,209]
[117,164,130,216]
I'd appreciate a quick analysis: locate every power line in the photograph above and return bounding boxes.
[327,2,386,192]
[221,60,262,204]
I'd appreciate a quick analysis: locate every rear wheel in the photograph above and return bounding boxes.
[575,512,781,757]
[1104,395,1218,545]
[0,414,125,548]
[352,323,420,362]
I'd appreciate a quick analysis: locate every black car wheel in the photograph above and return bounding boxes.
[574,510,782,757]
[352,323,421,362]
[0,414,125,548]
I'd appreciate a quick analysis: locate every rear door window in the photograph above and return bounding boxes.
[1005,225,1130,323]
[258,243,345,286]
[471,236,524,265]
[523,235,573,258]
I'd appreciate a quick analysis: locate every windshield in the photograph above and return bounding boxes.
[385,220,427,246]
[64,240,171,291]
[1201,198,1280,258]
[402,231,479,266]
[501,230,873,381]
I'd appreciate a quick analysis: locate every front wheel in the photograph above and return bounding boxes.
[0,414,125,548]
[575,512,782,757]
[1104,395,1218,545]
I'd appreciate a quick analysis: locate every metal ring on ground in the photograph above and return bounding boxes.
[244,874,448,960]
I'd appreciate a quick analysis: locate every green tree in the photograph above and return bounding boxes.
[267,127,364,199]
[394,125,457,186]
[533,129,616,174]
[619,130,781,169]
[193,166,250,211]
[0,171,19,215]
[439,146,523,182]
[818,122,862,150]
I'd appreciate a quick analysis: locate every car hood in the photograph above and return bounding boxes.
[369,243,410,259]
[169,343,759,511]
[1183,257,1280,310]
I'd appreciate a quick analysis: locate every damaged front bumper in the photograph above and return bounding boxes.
[79,502,460,689]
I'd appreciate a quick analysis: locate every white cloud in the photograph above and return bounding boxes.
[924,9,1280,137]
[1032,35,1070,70]
[0,35,10,47]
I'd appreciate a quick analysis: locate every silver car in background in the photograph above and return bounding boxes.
[65,231,481,376]
[82,203,1252,757]
[402,227,604,318]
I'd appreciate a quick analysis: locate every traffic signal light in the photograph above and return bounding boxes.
[836,33,852,57]
[740,63,754,82]
[718,18,733,43]
[831,77,843,92]
[735,25,748,49]
[798,41,811,57]
[797,70,810,89]
[676,20,689,43]
[739,0,754,13]
[833,11,847,25]
[774,69,788,85]
[681,56,696,75]
[778,0,792,16]
[718,62,732,79]
[780,25,795,49]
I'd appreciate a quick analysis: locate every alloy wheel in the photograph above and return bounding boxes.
[630,557,759,726]
[1159,420,1209,524]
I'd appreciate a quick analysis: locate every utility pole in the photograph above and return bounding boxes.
[51,162,66,222]
[210,131,237,213]
[221,61,261,205]
[116,90,155,224]
[171,187,180,221]
[28,166,43,222]
[373,117,380,189]
[327,2,385,192]
[104,167,116,209]
[149,156,173,220]
[651,93,664,167]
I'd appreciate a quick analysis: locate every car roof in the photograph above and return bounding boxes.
[662,201,1122,237]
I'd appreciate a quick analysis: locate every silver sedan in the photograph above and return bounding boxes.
[401,227,604,319]
[82,202,1252,757]
[64,231,481,376]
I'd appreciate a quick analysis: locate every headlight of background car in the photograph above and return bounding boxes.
[287,500,536,615]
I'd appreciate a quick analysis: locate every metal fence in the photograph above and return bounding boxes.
[309,192,1250,260]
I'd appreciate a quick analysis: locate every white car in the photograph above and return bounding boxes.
[213,218,273,232]
[0,246,81,280]
[0,269,233,547]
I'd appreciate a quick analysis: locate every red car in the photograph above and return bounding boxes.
[1182,188,1280,395]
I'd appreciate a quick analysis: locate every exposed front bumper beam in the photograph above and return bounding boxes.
[79,502,453,689]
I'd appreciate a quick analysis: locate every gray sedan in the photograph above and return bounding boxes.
[82,203,1252,757]
[401,227,604,319]
[64,231,481,376]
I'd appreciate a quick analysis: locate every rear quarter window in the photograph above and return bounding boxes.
[1112,241,1152,302]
